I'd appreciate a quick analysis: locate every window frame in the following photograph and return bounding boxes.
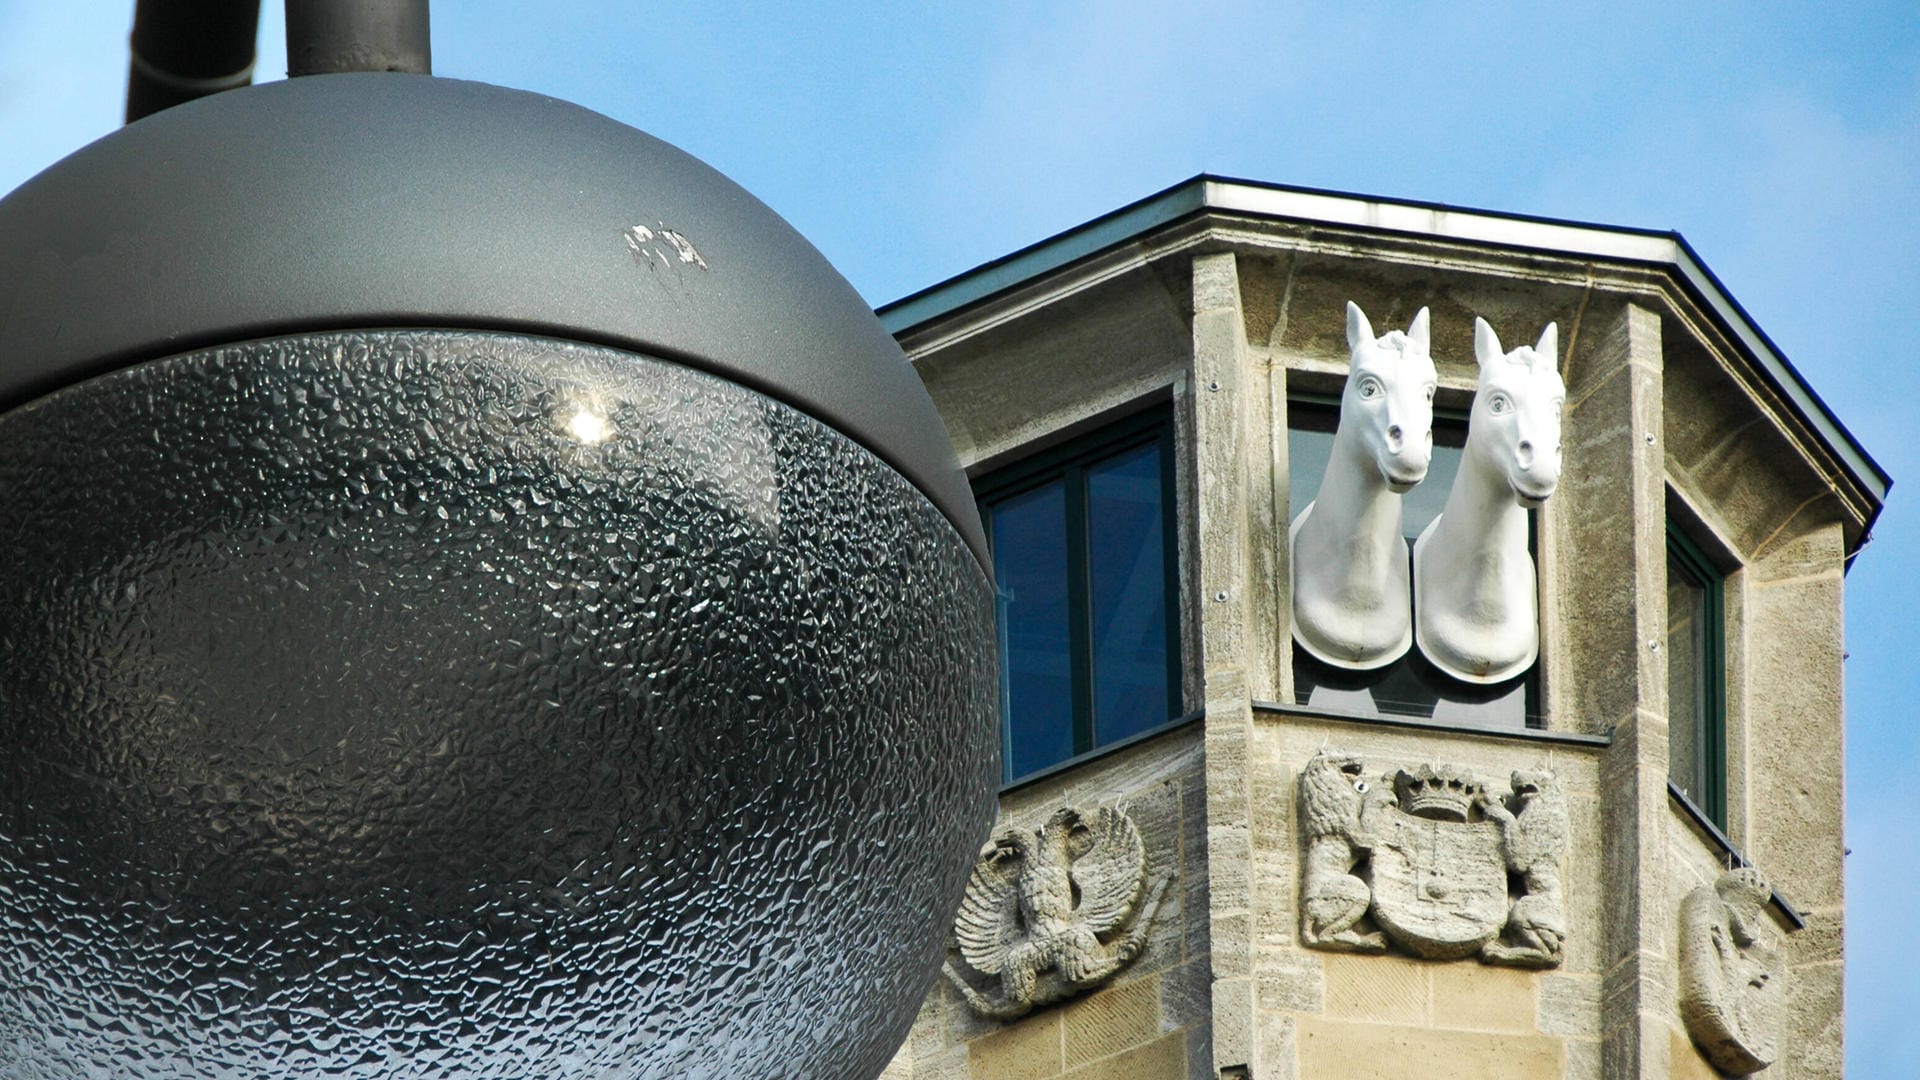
[1666,519,1728,828]
[1283,393,1546,728]
[973,407,1182,784]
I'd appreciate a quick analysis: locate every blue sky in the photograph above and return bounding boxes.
[3,2,1916,1072]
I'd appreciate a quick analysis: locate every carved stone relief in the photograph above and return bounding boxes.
[944,805,1170,1020]
[1412,318,1566,683]
[1290,301,1438,670]
[1298,749,1567,966]
[1679,868,1787,1076]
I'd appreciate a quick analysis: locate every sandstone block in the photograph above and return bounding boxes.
[1296,1017,1564,1079]
[1061,1031,1187,1080]
[1667,1025,1720,1080]
[1538,973,1600,1038]
[1254,948,1323,1013]
[1430,962,1538,1033]
[968,1011,1062,1080]
[1063,976,1161,1068]
[1160,957,1214,1031]
[1257,1011,1298,1080]
[1322,952,1427,1025]
[1563,1036,1601,1080]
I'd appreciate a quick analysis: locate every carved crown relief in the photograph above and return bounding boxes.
[1298,749,1567,967]
[944,805,1169,1020]
[1679,868,1787,1076]
[1288,303,1565,684]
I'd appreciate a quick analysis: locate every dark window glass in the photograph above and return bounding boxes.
[977,411,1180,783]
[1087,443,1170,745]
[989,483,1075,780]
[1666,525,1725,825]
[1286,397,1539,728]
[1286,402,1464,546]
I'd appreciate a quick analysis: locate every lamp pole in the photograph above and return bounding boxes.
[284,0,431,77]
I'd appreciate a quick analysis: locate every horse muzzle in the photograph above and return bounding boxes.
[1378,449,1432,493]
[1512,474,1559,507]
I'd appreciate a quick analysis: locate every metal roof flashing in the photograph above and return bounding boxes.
[879,175,1889,538]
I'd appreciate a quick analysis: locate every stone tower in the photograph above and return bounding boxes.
[877,178,1881,1080]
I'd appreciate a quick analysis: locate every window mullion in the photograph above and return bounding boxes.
[1159,420,1182,720]
[1065,464,1095,755]
[980,501,1016,785]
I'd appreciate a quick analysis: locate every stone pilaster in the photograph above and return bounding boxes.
[1187,250,1265,1078]
[1746,521,1848,1078]
[1557,302,1672,1078]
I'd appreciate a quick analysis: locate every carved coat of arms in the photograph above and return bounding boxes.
[1298,749,1567,967]
[943,805,1169,1019]
[1679,868,1787,1076]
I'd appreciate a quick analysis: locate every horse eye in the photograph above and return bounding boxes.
[1358,377,1382,399]
[1489,394,1510,414]
[1353,781,1369,794]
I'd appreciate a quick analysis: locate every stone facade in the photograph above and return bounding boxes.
[878,180,1877,1079]
[882,728,1213,1079]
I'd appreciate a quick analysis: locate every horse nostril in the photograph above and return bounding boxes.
[1516,440,1534,470]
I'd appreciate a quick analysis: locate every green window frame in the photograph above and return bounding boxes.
[1666,521,1727,827]
[974,408,1182,784]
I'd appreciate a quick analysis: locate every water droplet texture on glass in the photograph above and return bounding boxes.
[0,330,998,1078]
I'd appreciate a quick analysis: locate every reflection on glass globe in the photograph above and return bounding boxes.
[0,330,998,1078]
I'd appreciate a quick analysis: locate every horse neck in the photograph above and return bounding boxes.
[1433,440,1527,551]
[1311,426,1403,548]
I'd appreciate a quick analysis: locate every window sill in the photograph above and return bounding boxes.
[1001,709,1205,795]
[1251,700,1612,748]
[1000,702,1608,791]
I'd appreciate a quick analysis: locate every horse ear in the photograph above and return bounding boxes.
[1535,322,1559,366]
[1346,301,1375,352]
[1474,317,1503,367]
[1407,307,1431,352]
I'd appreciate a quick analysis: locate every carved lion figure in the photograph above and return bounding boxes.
[1298,749,1388,951]
[1480,768,1567,966]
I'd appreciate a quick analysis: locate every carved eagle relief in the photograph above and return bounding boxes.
[944,805,1168,1020]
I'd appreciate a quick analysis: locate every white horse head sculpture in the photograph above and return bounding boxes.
[1468,318,1564,507]
[1344,302,1438,491]
[1412,318,1566,684]
[1289,302,1438,670]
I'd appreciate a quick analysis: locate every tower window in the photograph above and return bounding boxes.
[976,409,1181,783]
[1666,521,1727,826]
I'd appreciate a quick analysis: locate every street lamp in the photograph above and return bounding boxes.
[0,5,999,1077]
